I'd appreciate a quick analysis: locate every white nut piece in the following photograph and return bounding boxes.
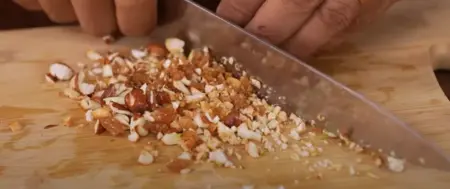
[237,123,262,142]
[103,64,114,77]
[165,38,185,53]
[138,150,154,165]
[49,62,74,81]
[178,152,192,160]
[246,142,259,158]
[85,110,94,122]
[86,50,103,61]
[136,125,149,137]
[131,49,148,59]
[128,130,140,142]
[387,156,405,173]
[104,96,126,105]
[114,114,130,126]
[80,98,101,110]
[208,149,234,167]
[79,83,96,96]
[63,88,81,100]
[161,133,181,145]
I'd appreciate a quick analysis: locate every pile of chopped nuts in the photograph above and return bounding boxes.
[45,37,405,175]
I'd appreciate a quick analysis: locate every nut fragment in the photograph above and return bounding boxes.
[80,98,101,110]
[165,38,185,54]
[8,121,23,132]
[79,83,96,96]
[99,118,127,136]
[63,116,73,127]
[125,88,149,113]
[92,107,112,119]
[86,50,103,61]
[166,159,192,173]
[138,150,154,165]
[63,88,81,100]
[246,142,259,158]
[45,73,58,83]
[387,156,405,173]
[161,133,181,145]
[49,62,74,81]
[208,149,234,167]
[94,120,106,134]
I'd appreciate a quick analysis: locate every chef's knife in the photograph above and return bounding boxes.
[149,0,450,171]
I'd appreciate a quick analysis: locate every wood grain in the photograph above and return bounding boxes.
[1,0,450,188]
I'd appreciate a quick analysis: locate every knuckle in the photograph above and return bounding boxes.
[280,0,324,11]
[318,0,360,31]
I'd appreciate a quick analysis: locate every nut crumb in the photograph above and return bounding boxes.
[366,172,380,179]
[8,121,23,132]
[63,116,73,127]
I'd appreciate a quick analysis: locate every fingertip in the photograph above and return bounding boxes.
[38,0,77,23]
[71,0,117,37]
[115,0,157,37]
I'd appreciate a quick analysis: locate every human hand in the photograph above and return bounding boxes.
[216,0,400,58]
[13,0,159,36]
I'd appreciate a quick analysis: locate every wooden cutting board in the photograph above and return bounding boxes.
[1,0,450,188]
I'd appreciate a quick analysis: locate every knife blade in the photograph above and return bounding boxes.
[148,0,450,171]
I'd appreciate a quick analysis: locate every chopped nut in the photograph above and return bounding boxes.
[45,73,58,83]
[63,88,81,100]
[94,120,105,134]
[165,38,185,54]
[79,83,96,96]
[161,133,181,145]
[128,130,140,142]
[92,107,112,119]
[99,118,127,136]
[63,116,73,127]
[178,152,192,160]
[86,50,103,61]
[8,121,23,132]
[49,62,74,81]
[387,156,405,173]
[80,97,101,110]
[138,150,154,165]
[125,88,149,113]
[180,168,191,174]
[237,123,262,142]
[103,64,114,77]
[167,159,192,173]
[366,172,380,179]
[246,142,259,158]
[85,110,94,122]
[131,49,148,59]
[48,38,395,174]
[349,165,358,176]
[208,149,234,167]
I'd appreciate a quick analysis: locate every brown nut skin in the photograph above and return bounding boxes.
[223,111,242,127]
[101,84,116,99]
[182,130,199,150]
[152,106,177,125]
[147,44,168,59]
[166,159,192,173]
[155,91,171,105]
[125,88,149,113]
[99,118,127,136]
